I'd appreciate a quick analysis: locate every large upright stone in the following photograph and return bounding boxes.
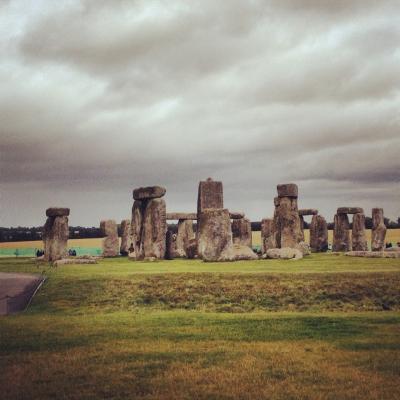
[43,208,69,262]
[100,220,119,257]
[197,178,223,215]
[232,218,252,247]
[371,208,386,251]
[274,191,302,248]
[176,219,195,257]
[141,198,167,259]
[131,200,145,259]
[120,219,132,256]
[310,215,328,252]
[165,230,178,260]
[332,213,351,252]
[197,208,232,261]
[352,213,367,251]
[133,186,166,201]
[261,218,276,254]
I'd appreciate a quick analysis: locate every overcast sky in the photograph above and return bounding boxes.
[1,0,399,227]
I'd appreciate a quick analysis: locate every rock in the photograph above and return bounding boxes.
[186,238,198,259]
[141,198,167,259]
[166,212,197,220]
[298,209,318,216]
[371,208,387,251]
[120,219,132,256]
[345,251,400,259]
[176,219,195,257]
[277,183,298,198]
[53,258,97,266]
[275,196,302,248]
[332,213,351,252]
[266,248,303,260]
[100,219,119,257]
[295,241,311,256]
[352,213,367,251]
[261,218,276,254]
[197,178,223,214]
[274,197,280,207]
[43,214,69,262]
[131,200,145,258]
[337,207,364,215]
[232,218,252,247]
[46,207,70,217]
[133,186,166,201]
[229,211,245,219]
[299,215,305,242]
[220,244,258,261]
[165,230,178,260]
[310,214,328,252]
[197,208,232,261]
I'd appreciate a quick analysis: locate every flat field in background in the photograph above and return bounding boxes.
[1,229,399,250]
[1,255,400,400]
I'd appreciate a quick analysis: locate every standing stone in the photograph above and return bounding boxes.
[100,219,119,257]
[176,219,195,257]
[131,200,145,258]
[120,219,132,256]
[165,230,178,260]
[352,213,367,251]
[371,208,386,251]
[299,215,305,242]
[43,208,69,262]
[141,198,167,259]
[332,213,351,252]
[232,217,252,247]
[197,208,233,261]
[197,178,223,215]
[276,193,302,248]
[310,215,328,252]
[261,218,276,253]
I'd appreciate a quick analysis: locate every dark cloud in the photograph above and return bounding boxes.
[0,0,399,226]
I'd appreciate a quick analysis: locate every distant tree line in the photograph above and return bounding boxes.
[1,217,399,242]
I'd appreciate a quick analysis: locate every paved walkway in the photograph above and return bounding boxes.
[0,272,45,315]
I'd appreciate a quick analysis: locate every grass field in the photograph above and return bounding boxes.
[1,255,400,399]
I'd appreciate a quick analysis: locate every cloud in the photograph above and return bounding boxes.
[0,0,399,226]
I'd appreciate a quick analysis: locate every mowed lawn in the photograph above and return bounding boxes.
[1,255,400,400]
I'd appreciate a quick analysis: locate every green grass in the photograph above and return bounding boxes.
[1,255,400,399]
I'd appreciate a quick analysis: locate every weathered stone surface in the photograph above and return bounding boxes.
[274,197,280,207]
[261,218,276,253]
[229,211,245,219]
[310,214,328,252]
[131,200,145,258]
[165,230,178,260]
[141,198,167,259]
[337,207,364,215]
[274,196,302,248]
[232,218,252,247]
[333,213,351,252]
[166,213,197,220]
[345,251,400,259]
[299,215,305,242]
[133,186,166,201]
[186,238,198,259]
[100,220,119,257]
[265,248,303,260]
[371,208,386,251]
[352,213,367,251]
[277,183,298,198]
[197,178,223,214]
[46,207,70,217]
[298,209,318,216]
[120,219,132,256]
[197,208,232,261]
[43,215,69,262]
[295,241,311,256]
[176,219,195,257]
[220,244,258,261]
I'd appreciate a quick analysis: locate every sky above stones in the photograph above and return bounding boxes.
[1,0,399,227]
